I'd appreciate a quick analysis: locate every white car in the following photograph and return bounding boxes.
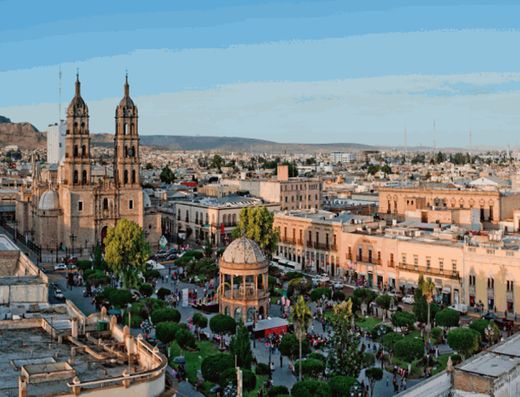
[54,263,67,271]
[319,274,330,283]
[333,282,344,289]
[54,289,65,300]
[402,295,415,305]
[449,303,468,314]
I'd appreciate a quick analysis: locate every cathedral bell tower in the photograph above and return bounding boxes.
[63,74,91,186]
[114,75,140,187]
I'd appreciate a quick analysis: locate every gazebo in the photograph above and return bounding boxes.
[218,237,270,323]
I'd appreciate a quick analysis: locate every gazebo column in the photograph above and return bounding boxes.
[242,275,246,298]
[231,275,234,298]
[254,275,258,298]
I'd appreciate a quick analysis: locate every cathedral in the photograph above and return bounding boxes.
[16,75,161,261]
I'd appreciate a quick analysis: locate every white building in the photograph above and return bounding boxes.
[329,152,355,163]
[46,120,66,164]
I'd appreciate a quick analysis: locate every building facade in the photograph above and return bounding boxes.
[15,76,161,260]
[46,120,66,164]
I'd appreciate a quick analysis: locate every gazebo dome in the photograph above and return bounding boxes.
[221,237,265,265]
[38,190,59,211]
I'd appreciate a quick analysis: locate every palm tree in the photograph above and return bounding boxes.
[419,274,436,346]
[292,295,313,380]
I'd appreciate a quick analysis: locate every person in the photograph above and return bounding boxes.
[270,361,275,372]
[393,376,399,393]
[280,354,283,368]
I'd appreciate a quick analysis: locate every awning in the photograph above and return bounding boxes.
[442,287,451,294]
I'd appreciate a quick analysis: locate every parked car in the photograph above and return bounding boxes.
[449,303,468,314]
[54,263,67,271]
[54,289,65,300]
[402,295,415,305]
[333,281,344,290]
[482,311,513,330]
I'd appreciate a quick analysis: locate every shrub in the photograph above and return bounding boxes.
[294,358,325,377]
[435,308,460,328]
[332,290,346,301]
[139,283,154,297]
[362,352,375,368]
[447,327,481,358]
[450,353,462,365]
[268,385,290,397]
[85,269,110,286]
[307,352,326,363]
[311,287,332,302]
[394,337,424,362]
[328,375,356,397]
[285,271,302,281]
[255,362,270,375]
[143,269,161,281]
[151,308,181,324]
[381,332,404,351]
[102,287,133,308]
[156,287,172,300]
[201,353,234,383]
[219,367,256,391]
[391,311,416,329]
[291,379,331,397]
[279,332,310,358]
[431,327,443,344]
[155,322,180,344]
[175,328,196,349]
[76,259,93,271]
[469,319,490,338]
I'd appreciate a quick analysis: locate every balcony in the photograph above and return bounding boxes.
[356,257,382,266]
[398,262,460,280]
[222,288,269,300]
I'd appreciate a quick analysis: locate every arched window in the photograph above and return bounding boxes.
[73,145,78,157]
[81,145,86,157]
[73,170,78,184]
[124,146,128,157]
[131,170,136,184]
[130,123,135,134]
[124,170,128,184]
[124,123,128,135]
[103,198,108,211]
[130,146,135,157]
[82,170,87,185]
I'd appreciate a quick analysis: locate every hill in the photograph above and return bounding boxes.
[0,116,45,150]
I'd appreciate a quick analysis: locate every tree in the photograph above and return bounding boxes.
[375,294,392,320]
[101,287,133,308]
[365,367,383,397]
[104,219,150,288]
[413,288,440,324]
[287,277,312,298]
[151,308,181,324]
[381,332,404,352]
[310,287,332,302]
[210,154,224,170]
[327,299,363,378]
[447,327,481,358]
[291,380,331,397]
[155,322,181,344]
[232,207,279,256]
[192,312,208,339]
[175,328,196,349]
[279,332,309,359]
[352,288,376,314]
[209,314,236,348]
[435,308,460,328]
[328,376,356,397]
[294,358,325,378]
[139,283,154,297]
[229,323,253,369]
[201,353,234,383]
[391,311,416,330]
[160,165,175,184]
[419,274,436,343]
[469,318,499,343]
[393,337,424,362]
[292,295,313,381]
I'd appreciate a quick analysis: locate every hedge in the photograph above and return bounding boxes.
[151,308,181,324]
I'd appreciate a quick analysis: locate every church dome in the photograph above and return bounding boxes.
[38,190,59,211]
[221,237,265,265]
[67,75,89,117]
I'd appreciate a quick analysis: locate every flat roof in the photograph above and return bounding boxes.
[458,353,520,378]
[491,333,520,358]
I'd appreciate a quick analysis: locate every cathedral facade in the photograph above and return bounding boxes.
[16,76,161,261]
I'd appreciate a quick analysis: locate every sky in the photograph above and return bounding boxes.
[2,1,520,147]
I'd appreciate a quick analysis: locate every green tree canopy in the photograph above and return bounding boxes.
[435,308,460,328]
[447,327,481,358]
[291,380,331,397]
[151,308,181,325]
[104,219,150,288]
[209,314,236,336]
[391,311,416,329]
[201,353,234,383]
[393,337,424,362]
[232,206,279,255]
[279,332,310,359]
[229,323,253,369]
[328,376,356,397]
[160,165,175,184]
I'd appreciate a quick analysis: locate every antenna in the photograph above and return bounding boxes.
[58,65,62,121]
[404,128,408,153]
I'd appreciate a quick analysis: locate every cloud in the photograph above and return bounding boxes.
[3,73,520,147]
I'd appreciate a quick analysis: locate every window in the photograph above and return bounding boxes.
[82,170,87,185]
[73,170,78,184]
[426,257,431,270]
[439,259,444,272]
[131,170,136,184]
[124,170,128,184]
[451,260,457,272]
[73,145,78,157]
[129,200,134,210]
[413,255,418,269]
[469,275,476,286]
[78,201,83,211]
[81,145,86,157]
[103,198,108,211]
[507,280,514,292]
[401,253,407,264]
[487,278,494,290]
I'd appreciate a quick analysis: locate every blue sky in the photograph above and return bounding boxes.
[2,0,520,146]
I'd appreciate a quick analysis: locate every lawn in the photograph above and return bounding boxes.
[432,354,451,375]
[169,340,218,385]
[355,316,381,331]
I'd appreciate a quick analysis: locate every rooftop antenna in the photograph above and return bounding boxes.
[58,65,62,122]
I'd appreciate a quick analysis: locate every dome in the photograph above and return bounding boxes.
[38,190,59,211]
[67,76,89,117]
[116,76,138,117]
[143,191,152,208]
[221,237,265,265]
